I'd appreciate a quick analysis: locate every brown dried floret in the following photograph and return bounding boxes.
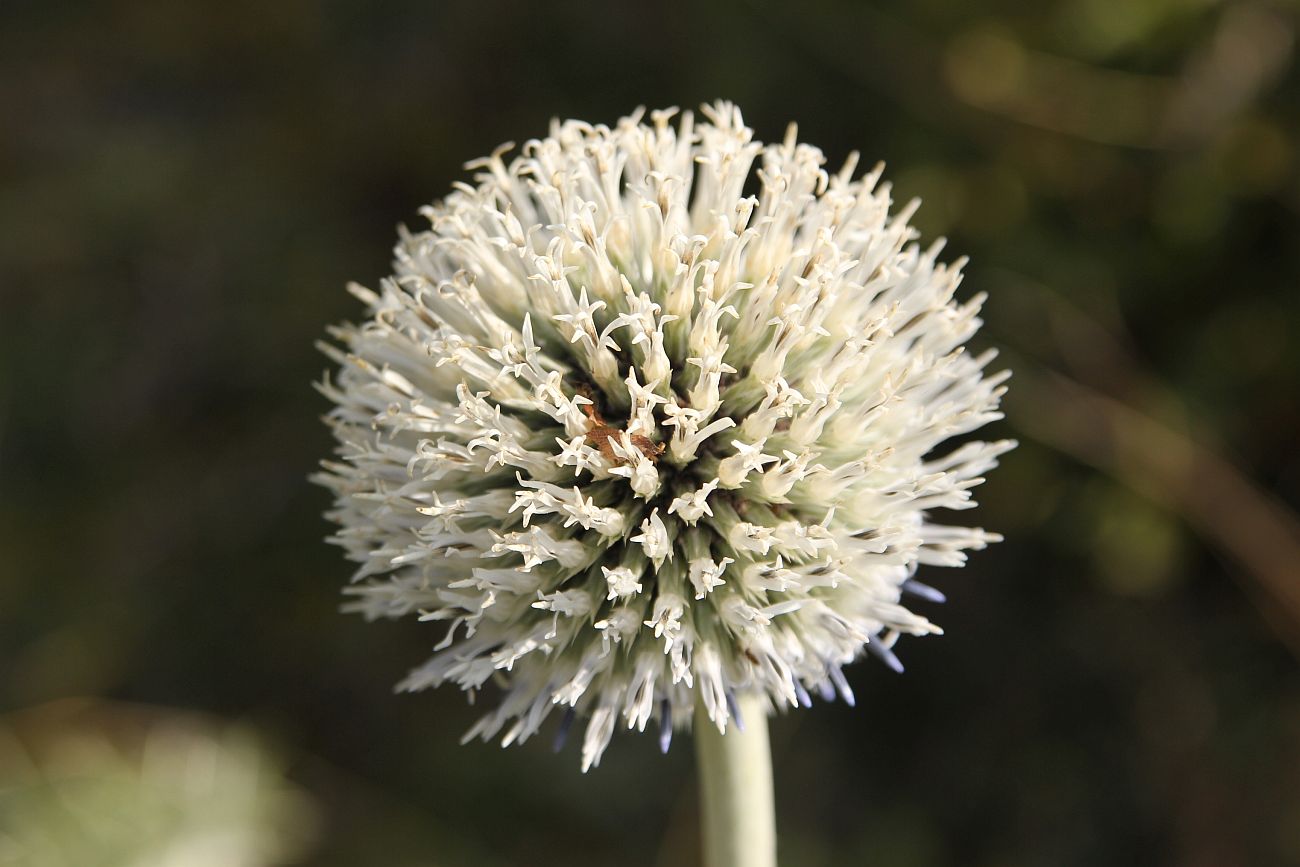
[580,400,664,464]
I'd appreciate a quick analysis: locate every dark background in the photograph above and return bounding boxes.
[3,1,1299,864]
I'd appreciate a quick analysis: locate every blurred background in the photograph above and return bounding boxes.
[2,0,1299,864]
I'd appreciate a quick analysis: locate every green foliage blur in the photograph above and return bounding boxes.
[2,0,1298,864]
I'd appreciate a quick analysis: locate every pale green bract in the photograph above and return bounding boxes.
[316,103,1013,771]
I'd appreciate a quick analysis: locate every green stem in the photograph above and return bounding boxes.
[694,693,777,867]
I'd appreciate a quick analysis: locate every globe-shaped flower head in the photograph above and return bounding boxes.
[317,103,1012,771]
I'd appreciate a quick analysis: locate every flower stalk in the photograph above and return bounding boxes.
[695,693,776,867]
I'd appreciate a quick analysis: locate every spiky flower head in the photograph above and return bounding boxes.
[316,103,1013,771]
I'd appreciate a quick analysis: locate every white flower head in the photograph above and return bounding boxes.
[316,103,1013,771]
